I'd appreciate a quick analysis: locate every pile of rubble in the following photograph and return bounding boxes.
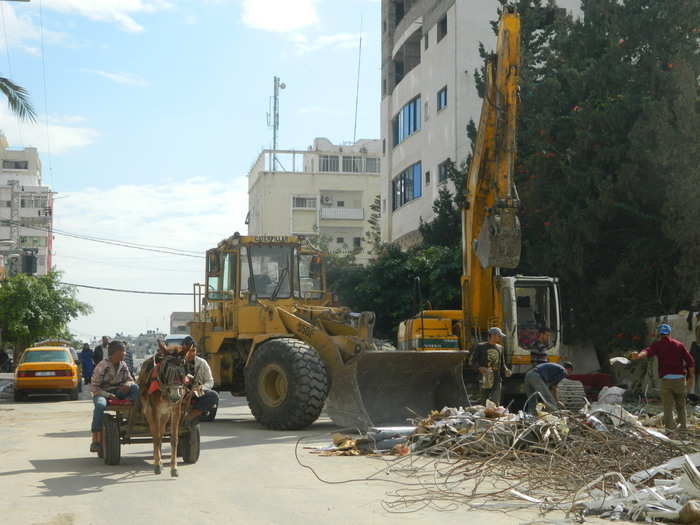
[310,401,700,521]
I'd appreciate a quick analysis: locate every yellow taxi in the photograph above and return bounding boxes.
[14,340,81,401]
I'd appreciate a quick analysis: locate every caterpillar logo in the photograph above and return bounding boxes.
[253,236,291,243]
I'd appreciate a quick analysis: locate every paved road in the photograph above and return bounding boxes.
[0,386,626,525]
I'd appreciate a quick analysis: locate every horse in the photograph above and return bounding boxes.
[137,340,191,477]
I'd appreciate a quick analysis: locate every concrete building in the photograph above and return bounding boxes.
[247,138,382,264]
[0,133,51,276]
[170,312,194,334]
[380,0,578,248]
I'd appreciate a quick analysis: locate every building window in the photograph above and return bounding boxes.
[337,201,345,207]
[392,161,422,211]
[336,237,344,244]
[382,78,387,96]
[293,197,316,209]
[342,156,362,172]
[437,14,447,42]
[437,86,447,110]
[365,157,380,173]
[438,159,451,183]
[424,33,429,50]
[394,0,405,26]
[392,96,421,146]
[2,160,28,169]
[319,155,339,172]
[425,171,431,185]
[353,237,361,249]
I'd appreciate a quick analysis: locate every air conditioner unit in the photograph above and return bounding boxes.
[321,195,332,205]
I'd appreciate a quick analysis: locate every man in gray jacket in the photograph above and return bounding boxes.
[181,336,218,426]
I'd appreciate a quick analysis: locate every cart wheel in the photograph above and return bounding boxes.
[180,424,200,464]
[102,415,121,465]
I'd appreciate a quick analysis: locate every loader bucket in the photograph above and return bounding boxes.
[325,351,471,430]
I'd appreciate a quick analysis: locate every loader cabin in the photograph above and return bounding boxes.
[204,234,330,305]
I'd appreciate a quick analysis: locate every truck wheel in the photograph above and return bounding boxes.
[245,338,329,430]
[13,389,24,402]
[180,424,201,464]
[102,416,121,465]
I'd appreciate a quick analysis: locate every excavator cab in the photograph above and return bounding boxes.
[500,276,562,372]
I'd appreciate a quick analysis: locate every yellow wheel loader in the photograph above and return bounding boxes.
[190,233,468,430]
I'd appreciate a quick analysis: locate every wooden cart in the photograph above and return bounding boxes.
[99,399,200,466]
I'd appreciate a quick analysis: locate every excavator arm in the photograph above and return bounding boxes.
[461,9,522,346]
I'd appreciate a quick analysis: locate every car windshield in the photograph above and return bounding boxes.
[22,350,71,363]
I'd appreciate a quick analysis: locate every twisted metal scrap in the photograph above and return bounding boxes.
[379,410,695,515]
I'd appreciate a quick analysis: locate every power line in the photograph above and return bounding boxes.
[37,0,53,188]
[0,219,205,258]
[56,253,201,273]
[0,1,24,146]
[62,282,194,296]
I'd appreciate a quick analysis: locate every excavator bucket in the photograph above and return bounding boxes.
[324,351,471,430]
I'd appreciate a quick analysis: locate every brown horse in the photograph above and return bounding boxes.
[137,340,191,477]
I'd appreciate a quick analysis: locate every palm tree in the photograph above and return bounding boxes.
[0,77,36,122]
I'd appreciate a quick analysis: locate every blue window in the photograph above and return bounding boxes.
[392,161,422,211]
[392,96,421,146]
[437,86,447,110]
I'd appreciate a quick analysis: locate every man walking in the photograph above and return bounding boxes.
[93,336,109,366]
[470,327,512,405]
[524,361,573,413]
[631,323,695,433]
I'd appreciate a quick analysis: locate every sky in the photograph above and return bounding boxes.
[0,0,382,340]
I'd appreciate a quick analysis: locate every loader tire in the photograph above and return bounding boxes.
[245,338,329,430]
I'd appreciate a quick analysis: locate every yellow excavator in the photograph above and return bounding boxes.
[189,234,469,430]
[397,9,562,395]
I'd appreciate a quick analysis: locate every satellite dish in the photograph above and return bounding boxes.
[280,82,286,89]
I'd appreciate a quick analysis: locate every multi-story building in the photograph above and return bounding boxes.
[380,0,577,248]
[170,312,194,334]
[247,138,382,265]
[0,133,51,276]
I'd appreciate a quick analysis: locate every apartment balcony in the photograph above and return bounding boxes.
[320,208,364,220]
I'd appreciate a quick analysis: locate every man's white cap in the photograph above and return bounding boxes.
[488,327,506,337]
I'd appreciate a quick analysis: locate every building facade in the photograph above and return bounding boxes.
[380,0,577,248]
[247,138,382,265]
[0,133,51,276]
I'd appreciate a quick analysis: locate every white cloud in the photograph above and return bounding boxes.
[0,106,99,154]
[54,177,249,338]
[42,0,172,33]
[241,0,319,33]
[291,32,362,54]
[0,3,66,55]
[82,69,149,87]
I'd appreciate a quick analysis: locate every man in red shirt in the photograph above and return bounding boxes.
[632,323,695,432]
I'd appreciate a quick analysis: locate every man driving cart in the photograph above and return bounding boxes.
[89,341,139,454]
[181,336,218,427]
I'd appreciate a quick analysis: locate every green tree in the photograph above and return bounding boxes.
[0,77,36,122]
[508,0,700,364]
[0,272,92,353]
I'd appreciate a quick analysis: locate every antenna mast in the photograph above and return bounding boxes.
[269,76,286,171]
[352,18,363,143]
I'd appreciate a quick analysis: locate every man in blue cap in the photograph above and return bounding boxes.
[632,323,695,432]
